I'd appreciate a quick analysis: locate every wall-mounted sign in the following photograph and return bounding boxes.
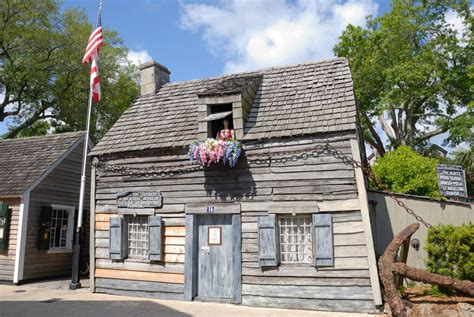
[436,164,467,198]
[117,191,163,209]
[208,226,222,245]
[207,206,215,214]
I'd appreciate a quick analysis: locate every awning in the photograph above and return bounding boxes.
[199,111,232,122]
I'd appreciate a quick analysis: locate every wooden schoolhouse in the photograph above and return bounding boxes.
[89,58,383,313]
[0,132,91,284]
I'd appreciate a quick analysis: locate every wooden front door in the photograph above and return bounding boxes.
[197,214,233,299]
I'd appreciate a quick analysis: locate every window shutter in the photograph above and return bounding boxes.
[0,203,11,252]
[257,214,280,267]
[312,213,334,267]
[38,206,53,250]
[148,215,162,261]
[109,216,127,260]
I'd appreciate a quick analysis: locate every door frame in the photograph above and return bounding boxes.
[184,212,241,304]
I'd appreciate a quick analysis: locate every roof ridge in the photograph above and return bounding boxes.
[162,57,348,88]
[0,131,85,143]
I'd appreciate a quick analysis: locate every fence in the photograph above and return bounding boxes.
[368,190,472,270]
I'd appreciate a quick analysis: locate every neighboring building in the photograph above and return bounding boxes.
[89,59,382,313]
[426,144,448,158]
[0,132,91,284]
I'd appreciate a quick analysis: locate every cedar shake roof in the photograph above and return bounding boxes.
[0,132,85,196]
[91,58,357,156]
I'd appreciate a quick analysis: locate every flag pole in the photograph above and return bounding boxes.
[69,85,93,290]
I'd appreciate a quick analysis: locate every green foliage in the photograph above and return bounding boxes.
[373,146,440,197]
[425,223,474,294]
[334,0,473,155]
[0,0,139,141]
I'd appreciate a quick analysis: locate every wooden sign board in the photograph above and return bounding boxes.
[117,191,163,209]
[436,164,467,198]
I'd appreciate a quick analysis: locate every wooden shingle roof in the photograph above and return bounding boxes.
[91,58,357,156]
[0,132,85,196]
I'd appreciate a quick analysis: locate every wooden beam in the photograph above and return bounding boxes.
[95,268,184,284]
[350,138,382,306]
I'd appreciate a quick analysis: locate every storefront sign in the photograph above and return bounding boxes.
[117,191,163,209]
[436,164,467,198]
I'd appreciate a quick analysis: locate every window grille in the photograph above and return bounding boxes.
[127,216,149,258]
[49,208,70,249]
[279,215,313,264]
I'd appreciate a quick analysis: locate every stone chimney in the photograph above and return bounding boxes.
[139,61,170,95]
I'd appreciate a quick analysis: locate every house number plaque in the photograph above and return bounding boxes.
[117,191,163,209]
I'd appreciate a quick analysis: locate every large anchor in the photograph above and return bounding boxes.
[379,223,474,317]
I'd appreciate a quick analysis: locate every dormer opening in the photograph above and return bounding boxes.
[209,104,233,139]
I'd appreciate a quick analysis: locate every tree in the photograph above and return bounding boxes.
[334,0,473,156]
[372,146,440,197]
[0,0,139,140]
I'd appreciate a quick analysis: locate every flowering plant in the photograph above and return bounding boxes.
[189,138,242,167]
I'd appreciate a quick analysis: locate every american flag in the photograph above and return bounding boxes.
[82,1,103,103]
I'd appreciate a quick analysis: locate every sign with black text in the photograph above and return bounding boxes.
[436,164,467,198]
[117,191,163,209]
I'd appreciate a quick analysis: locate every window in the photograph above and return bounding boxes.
[49,205,75,250]
[279,215,313,264]
[127,216,149,258]
[209,103,233,139]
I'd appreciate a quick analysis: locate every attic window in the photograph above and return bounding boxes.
[205,103,233,139]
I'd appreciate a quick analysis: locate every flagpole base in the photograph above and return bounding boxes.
[69,230,82,290]
[69,282,82,290]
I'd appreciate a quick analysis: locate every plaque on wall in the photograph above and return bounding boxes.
[208,226,222,245]
[117,191,163,209]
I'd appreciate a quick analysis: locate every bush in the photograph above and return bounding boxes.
[425,223,474,293]
[373,146,440,197]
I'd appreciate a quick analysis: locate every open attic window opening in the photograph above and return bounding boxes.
[209,103,233,139]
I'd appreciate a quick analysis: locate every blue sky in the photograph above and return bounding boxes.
[62,0,393,81]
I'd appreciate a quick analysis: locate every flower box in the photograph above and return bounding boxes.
[189,139,242,167]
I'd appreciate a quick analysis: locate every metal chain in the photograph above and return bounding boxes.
[94,142,434,229]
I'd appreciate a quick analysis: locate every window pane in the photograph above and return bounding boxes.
[49,208,71,249]
[127,216,149,258]
[279,215,312,264]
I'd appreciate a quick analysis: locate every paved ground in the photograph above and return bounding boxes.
[0,278,381,317]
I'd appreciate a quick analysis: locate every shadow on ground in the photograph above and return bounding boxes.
[0,300,191,317]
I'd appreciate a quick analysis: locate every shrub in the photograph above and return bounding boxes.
[373,146,440,197]
[425,223,474,293]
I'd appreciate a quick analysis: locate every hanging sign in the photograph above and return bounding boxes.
[436,164,467,198]
[117,191,163,209]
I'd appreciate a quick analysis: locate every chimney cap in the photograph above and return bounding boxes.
[139,60,170,74]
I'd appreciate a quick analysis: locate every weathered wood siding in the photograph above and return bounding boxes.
[23,142,90,280]
[93,133,376,312]
[94,213,186,299]
[369,190,473,270]
[0,198,21,282]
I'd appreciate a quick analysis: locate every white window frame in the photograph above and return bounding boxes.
[48,204,75,252]
[126,216,149,259]
[278,214,313,264]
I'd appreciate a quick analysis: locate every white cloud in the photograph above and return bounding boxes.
[127,49,153,66]
[180,0,378,73]
[445,9,469,42]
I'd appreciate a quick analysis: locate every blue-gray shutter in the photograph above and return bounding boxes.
[257,214,279,267]
[109,216,127,260]
[148,215,162,261]
[312,213,334,267]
